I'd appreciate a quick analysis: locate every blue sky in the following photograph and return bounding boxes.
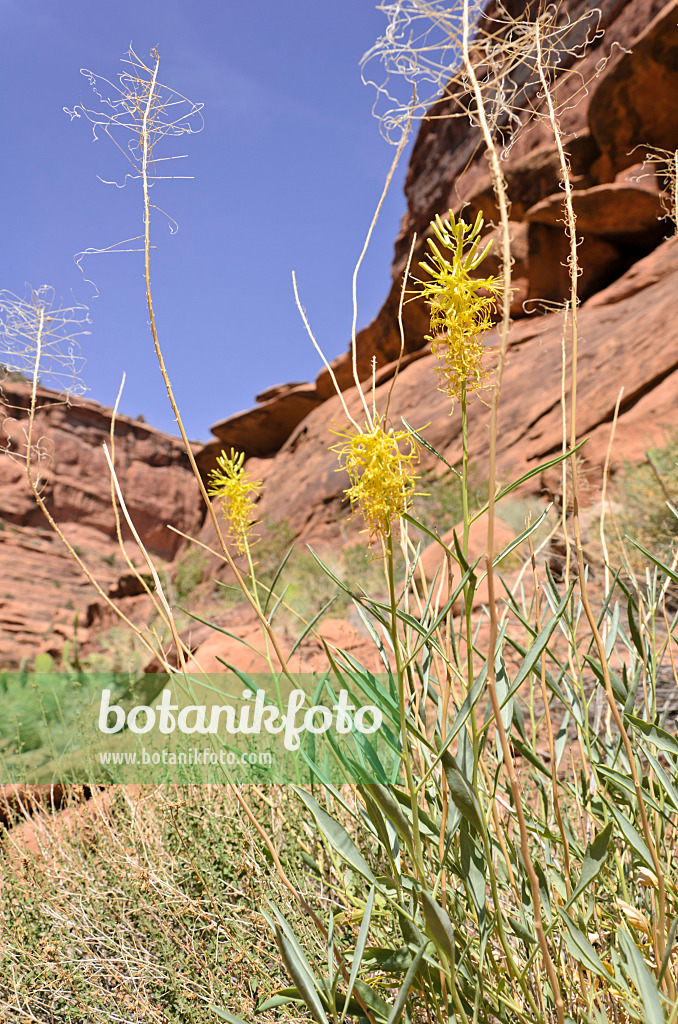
[0,0,411,440]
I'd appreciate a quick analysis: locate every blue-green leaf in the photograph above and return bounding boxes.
[625,714,678,757]
[618,927,664,1024]
[567,823,613,907]
[341,886,376,1022]
[210,1008,251,1024]
[386,943,429,1024]
[607,804,654,870]
[294,787,375,882]
[558,910,608,978]
[420,891,456,960]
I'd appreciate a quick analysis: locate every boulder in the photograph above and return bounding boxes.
[209,382,324,460]
[525,183,665,240]
[526,223,622,306]
[0,381,200,557]
[416,515,519,611]
[524,182,666,305]
[444,147,580,231]
[194,437,228,481]
[255,381,307,403]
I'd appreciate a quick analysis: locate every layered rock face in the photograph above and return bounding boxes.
[198,235,678,553]
[199,0,678,466]
[0,380,201,667]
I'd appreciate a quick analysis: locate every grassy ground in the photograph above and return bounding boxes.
[0,785,320,1023]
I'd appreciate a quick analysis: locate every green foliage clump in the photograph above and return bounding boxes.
[417,465,486,535]
[613,430,678,564]
[174,548,209,602]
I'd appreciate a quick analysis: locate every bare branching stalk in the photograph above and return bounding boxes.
[385,231,417,421]
[461,6,564,1017]
[594,387,624,734]
[102,443,189,675]
[535,18,672,996]
[350,110,415,413]
[641,146,678,232]
[67,48,299,681]
[0,287,178,671]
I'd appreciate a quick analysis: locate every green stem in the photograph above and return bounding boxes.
[461,383,470,560]
[461,382,480,791]
[386,528,425,881]
[244,539,261,614]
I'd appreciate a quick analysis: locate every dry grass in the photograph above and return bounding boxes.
[0,785,319,1023]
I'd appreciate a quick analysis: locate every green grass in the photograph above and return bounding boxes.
[610,428,678,571]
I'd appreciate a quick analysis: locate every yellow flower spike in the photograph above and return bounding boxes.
[207,448,262,555]
[418,209,502,402]
[331,415,419,540]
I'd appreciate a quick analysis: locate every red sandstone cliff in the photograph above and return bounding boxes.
[0,380,202,668]
[199,0,678,470]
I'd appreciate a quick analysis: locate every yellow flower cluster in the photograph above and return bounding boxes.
[418,210,501,401]
[207,449,261,554]
[332,416,418,539]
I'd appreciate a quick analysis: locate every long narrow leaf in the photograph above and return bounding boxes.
[401,512,455,557]
[367,784,414,852]
[341,886,376,1024]
[289,597,337,657]
[470,439,588,523]
[505,582,575,701]
[386,943,429,1024]
[256,988,304,1013]
[607,803,654,869]
[293,787,376,882]
[566,823,613,908]
[420,892,456,960]
[210,1008,249,1024]
[625,714,678,757]
[558,909,608,978]
[401,419,460,477]
[627,538,678,586]
[263,542,295,615]
[267,919,328,1024]
[490,503,553,567]
[618,927,664,1024]
[440,751,484,832]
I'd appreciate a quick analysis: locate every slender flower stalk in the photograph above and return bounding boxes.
[417,208,502,786]
[208,447,263,607]
[67,49,299,682]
